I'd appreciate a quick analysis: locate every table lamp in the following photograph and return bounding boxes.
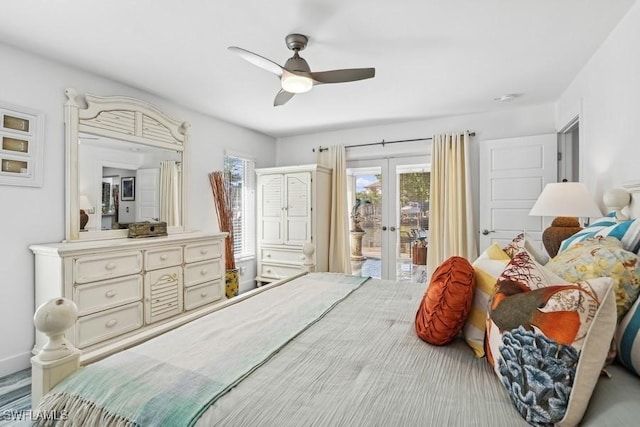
[529,182,602,257]
[79,195,94,231]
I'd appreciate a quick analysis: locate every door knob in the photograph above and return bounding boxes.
[382,226,387,231]
[390,226,396,232]
[481,229,495,235]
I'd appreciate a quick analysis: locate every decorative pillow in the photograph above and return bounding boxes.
[557,213,617,253]
[415,256,476,346]
[503,232,550,265]
[486,249,616,426]
[462,243,510,357]
[547,236,640,320]
[559,213,640,255]
[616,295,640,376]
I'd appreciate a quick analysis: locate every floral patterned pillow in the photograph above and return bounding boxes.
[486,249,616,426]
[546,236,640,320]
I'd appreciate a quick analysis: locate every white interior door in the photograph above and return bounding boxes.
[479,134,557,253]
[136,168,160,222]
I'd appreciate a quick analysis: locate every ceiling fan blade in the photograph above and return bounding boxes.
[274,89,295,106]
[228,46,284,77]
[309,68,375,84]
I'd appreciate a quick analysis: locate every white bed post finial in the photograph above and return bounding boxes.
[302,242,316,272]
[603,188,630,221]
[31,298,81,409]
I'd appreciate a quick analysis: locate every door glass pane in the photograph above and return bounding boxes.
[349,169,382,279]
[396,166,430,283]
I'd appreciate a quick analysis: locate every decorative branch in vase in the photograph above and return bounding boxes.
[208,171,239,298]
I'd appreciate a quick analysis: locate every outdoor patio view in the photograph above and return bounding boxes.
[351,169,430,282]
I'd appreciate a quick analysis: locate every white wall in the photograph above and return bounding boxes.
[276,104,556,166]
[277,103,558,249]
[556,1,640,198]
[277,0,640,258]
[0,42,276,377]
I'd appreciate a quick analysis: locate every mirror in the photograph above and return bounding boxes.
[78,137,182,233]
[65,88,190,241]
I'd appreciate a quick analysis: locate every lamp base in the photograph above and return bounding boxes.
[542,216,582,258]
[80,209,89,230]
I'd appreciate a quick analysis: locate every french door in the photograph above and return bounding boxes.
[347,156,429,281]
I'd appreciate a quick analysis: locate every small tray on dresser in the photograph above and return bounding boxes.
[128,221,168,238]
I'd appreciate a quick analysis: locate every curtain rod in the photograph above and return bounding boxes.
[312,131,476,152]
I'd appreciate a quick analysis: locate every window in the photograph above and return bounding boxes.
[225,153,255,259]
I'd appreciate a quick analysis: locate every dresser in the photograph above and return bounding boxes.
[255,164,331,284]
[30,232,226,358]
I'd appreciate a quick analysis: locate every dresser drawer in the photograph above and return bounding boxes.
[260,262,301,280]
[75,302,143,348]
[145,266,183,324]
[74,275,143,316]
[184,240,222,263]
[261,247,306,265]
[145,246,183,271]
[184,280,223,311]
[74,251,143,284]
[184,259,223,287]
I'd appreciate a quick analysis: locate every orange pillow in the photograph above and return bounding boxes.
[415,256,476,345]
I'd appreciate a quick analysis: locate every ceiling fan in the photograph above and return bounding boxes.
[228,34,375,106]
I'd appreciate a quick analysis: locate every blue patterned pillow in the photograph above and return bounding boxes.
[559,212,640,255]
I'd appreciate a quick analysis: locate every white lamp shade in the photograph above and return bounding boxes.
[529,182,602,218]
[79,195,93,211]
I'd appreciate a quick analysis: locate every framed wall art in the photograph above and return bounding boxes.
[0,101,45,187]
[121,176,135,201]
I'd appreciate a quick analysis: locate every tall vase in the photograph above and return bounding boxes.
[225,268,239,298]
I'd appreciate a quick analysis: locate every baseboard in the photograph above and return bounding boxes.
[0,351,31,378]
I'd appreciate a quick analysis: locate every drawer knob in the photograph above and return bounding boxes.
[201,292,208,298]
[300,256,305,260]
[266,253,271,257]
[266,268,272,273]
[105,290,117,298]
[105,319,118,328]
[160,254,168,260]
[200,248,208,255]
[105,262,116,271]
[200,269,208,275]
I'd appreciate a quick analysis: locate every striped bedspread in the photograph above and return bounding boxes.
[35,273,368,426]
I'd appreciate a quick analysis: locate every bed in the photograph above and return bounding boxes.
[30,187,640,426]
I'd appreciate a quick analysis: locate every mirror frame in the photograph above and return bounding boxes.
[64,88,190,241]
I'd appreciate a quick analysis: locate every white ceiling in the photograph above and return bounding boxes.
[0,0,636,137]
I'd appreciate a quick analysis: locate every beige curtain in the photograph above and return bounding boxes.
[427,132,477,277]
[160,160,181,226]
[318,145,352,274]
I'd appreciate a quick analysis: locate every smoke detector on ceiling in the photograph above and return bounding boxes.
[493,93,521,102]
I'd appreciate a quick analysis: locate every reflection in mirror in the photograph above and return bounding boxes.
[79,136,182,233]
[65,88,190,241]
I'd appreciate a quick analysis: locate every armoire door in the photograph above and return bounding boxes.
[284,172,312,245]
[257,174,284,245]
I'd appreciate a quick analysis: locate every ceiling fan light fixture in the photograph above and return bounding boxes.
[281,74,313,93]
